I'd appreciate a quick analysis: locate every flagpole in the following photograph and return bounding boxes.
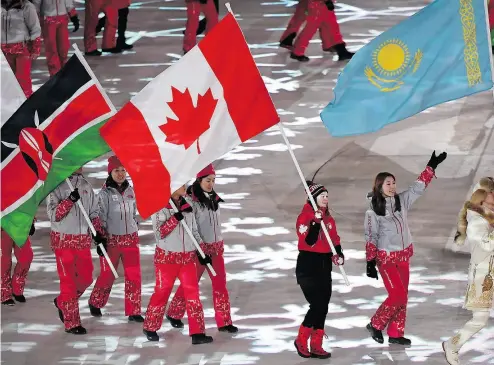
[65,178,119,279]
[71,44,118,115]
[168,199,217,276]
[276,123,351,286]
[483,0,494,98]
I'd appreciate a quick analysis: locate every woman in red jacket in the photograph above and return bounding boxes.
[294,181,344,359]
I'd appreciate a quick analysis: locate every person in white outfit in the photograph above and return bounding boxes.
[443,177,494,365]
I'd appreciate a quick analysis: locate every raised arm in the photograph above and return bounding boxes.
[399,150,447,210]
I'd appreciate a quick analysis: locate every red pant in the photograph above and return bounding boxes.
[43,18,70,76]
[1,230,33,302]
[88,245,141,316]
[54,248,93,330]
[4,51,32,97]
[143,259,205,335]
[183,0,219,52]
[167,253,232,328]
[292,0,344,55]
[371,261,410,337]
[84,0,117,52]
[280,0,308,41]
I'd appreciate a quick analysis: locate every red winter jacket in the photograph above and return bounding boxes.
[296,203,340,253]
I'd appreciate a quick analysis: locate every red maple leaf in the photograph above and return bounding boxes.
[159,86,218,154]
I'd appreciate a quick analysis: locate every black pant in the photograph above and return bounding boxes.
[296,251,332,330]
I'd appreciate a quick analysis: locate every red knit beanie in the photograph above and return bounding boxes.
[197,164,215,178]
[107,155,123,173]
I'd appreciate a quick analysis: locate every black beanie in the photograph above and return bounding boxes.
[306,180,327,200]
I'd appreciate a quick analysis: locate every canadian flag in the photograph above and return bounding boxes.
[100,13,279,218]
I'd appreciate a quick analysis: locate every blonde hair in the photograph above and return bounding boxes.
[454,189,490,245]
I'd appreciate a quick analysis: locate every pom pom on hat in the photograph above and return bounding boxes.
[107,155,123,173]
[197,164,216,179]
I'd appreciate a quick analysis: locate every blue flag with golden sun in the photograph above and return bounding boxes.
[320,0,494,137]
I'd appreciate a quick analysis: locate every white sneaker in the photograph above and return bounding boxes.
[442,341,460,365]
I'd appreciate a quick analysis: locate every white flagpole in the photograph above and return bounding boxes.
[71,44,118,115]
[169,199,217,276]
[277,124,351,286]
[65,179,119,279]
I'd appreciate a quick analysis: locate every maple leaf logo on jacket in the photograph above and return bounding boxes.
[159,87,218,154]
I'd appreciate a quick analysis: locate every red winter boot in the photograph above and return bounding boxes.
[294,325,312,358]
[310,329,331,359]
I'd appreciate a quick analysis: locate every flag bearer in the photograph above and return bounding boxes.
[166,164,238,333]
[143,185,213,345]
[47,167,106,335]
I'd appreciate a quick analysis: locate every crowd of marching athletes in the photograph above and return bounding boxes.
[2,150,494,360]
[1,0,361,99]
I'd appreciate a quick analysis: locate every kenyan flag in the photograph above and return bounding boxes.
[1,53,115,246]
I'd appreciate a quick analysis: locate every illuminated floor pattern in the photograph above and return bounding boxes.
[2,1,493,364]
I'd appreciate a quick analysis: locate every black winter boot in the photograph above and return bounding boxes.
[166,315,184,328]
[191,333,213,345]
[143,329,159,341]
[2,298,15,306]
[116,7,133,50]
[128,315,144,322]
[88,303,102,317]
[389,336,412,346]
[366,323,384,344]
[85,50,102,56]
[290,53,310,62]
[13,294,26,302]
[279,32,296,50]
[65,325,87,335]
[330,43,354,61]
[218,324,238,333]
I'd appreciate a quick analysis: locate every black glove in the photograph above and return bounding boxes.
[96,241,108,257]
[29,222,35,236]
[335,245,344,260]
[92,232,107,257]
[68,188,80,203]
[325,0,335,11]
[366,259,379,280]
[71,16,79,32]
[196,251,212,266]
[173,211,184,221]
[426,150,447,170]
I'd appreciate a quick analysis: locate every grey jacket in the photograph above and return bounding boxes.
[47,173,99,235]
[364,179,427,254]
[98,183,138,236]
[1,2,41,44]
[32,0,76,17]
[189,194,223,244]
[152,196,203,253]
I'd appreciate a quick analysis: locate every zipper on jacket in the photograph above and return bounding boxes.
[390,198,405,249]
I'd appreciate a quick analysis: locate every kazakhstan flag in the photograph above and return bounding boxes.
[320,0,494,137]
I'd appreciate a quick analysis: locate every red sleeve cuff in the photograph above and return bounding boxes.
[159,216,179,239]
[55,199,74,221]
[366,242,377,261]
[418,166,435,187]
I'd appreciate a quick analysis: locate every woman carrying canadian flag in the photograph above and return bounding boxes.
[294,181,344,359]
[166,164,238,333]
[143,185,213,344]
